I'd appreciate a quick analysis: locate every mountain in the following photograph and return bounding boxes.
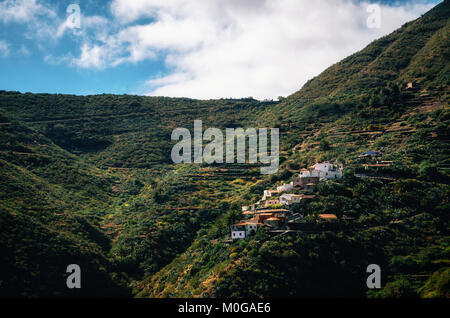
[0,94,270,296]
[0,1,449,298]
[137,1,450,298]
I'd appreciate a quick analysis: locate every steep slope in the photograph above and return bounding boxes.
[0,92,269,168]
[286,1,448,102]
[0,117,130,296]
[0,1,448,299]
[0,94,269,296]
[138,1,450,298]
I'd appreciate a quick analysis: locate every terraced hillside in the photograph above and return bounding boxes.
[136,1,450,298]
[0,0,449,298]
[0,94,271,296]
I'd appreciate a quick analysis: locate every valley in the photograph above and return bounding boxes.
[0,0,449,298]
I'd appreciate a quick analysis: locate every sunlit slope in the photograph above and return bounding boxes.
[259,0,449,128]
[138,1,450,298]
[0,118,129,296]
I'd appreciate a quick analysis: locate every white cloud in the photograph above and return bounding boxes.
[44,53,71,65]
[18,44,31,56]
[5,0,434,99]
[95,0,436,99]
[0,0,55,24]
[0,40,10,57]
[0,0,64,43]
[0,0,111,56]
[146,72,192,87]
[105,0,436,99]
[56,14,109,38]
[72,43,106,68]
[110,0,187,24]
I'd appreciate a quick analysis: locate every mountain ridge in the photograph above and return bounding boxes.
[0,1,449,298]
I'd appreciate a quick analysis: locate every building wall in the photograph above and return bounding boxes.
[280,194,303,205]
[232,231,246,239]
[313,163,331,172]
[294,176,320,186]
[245,223,258,236]
[277,183,293,192]
[280,197,290,205]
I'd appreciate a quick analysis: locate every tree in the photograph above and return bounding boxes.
[418,160,439,181]
[320,139,331,151]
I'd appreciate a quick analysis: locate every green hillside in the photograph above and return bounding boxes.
[137,1,450,298]
[0,119,129,296]
[0,94,270,296]
[0,1,449,298]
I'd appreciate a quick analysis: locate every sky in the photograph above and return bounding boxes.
[0,0,442,100]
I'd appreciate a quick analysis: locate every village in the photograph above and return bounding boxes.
[231,161,345,240]
[229,149,397,240]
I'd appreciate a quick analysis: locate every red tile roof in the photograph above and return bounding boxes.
[255,209,289,213]
[318,214,338,220]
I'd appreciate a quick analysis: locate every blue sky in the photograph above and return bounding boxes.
[0,0,442,99]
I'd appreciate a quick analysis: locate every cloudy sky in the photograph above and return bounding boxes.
[0,0,441,99]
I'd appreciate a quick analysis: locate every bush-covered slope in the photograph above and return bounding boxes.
[137,1,450,298]
[0,95,267,296]
[0,1,449,298]
[0,119,130,296]
[280,1,449,104]
[0,92,269,167]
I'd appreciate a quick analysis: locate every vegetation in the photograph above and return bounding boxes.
[0,1,449,298]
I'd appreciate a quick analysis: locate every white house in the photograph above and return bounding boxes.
[299,168,319,178]
[292,176,320,188]
[276,183,294,192]
[263,189,280,201]
[231,221,259,240]
[279,194,304,205]
[299,162,343,180]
